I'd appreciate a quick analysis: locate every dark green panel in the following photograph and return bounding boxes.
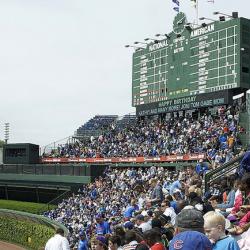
[132,13,247,107]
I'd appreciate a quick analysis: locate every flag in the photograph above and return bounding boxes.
[172,0,180,6]
[173,7,179,12]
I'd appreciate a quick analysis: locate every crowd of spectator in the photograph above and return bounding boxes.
[44,105,244,169]
[44,164,250,250]
[43,102,250,249]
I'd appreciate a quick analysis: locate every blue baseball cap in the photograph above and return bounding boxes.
[124,221,134,230]
[169,231,212,250]
[96,236,108,246]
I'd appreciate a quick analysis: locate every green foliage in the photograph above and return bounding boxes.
[0,216,55,249]
[0,200,56,214]
[0,140,4,148]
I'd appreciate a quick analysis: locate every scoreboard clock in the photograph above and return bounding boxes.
[173,12,187,35]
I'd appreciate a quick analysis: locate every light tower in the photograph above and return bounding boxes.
[4,123,9,144]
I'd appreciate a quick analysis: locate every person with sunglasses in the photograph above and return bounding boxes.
[160,200,176,226]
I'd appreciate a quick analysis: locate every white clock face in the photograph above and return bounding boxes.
[173,12,187,35]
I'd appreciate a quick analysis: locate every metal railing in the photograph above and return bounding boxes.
[204,154,244,192]
[37,190,71,214]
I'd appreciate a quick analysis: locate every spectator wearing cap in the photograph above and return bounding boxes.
[174,208,205,234]
[169,231,212,250]
[78,232,88,250]
[45,228,70,250]
[204,211,240,250]
[124,221,134,231]
[92,236,108,250]
[144,229,165,250]
[136,215,152,233]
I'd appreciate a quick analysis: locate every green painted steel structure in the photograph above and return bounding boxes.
[132,14,250,112]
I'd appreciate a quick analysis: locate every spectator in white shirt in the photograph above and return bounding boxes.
[135,214,152,233]
[161,200,176,225]
[45,228,70,250]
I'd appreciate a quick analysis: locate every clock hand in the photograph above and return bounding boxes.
[177,17,185,25]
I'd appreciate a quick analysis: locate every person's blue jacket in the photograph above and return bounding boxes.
[238,151,250,177]
[216,189,235,209]
[78,239,88,250]
[195,163,208,175]
[170,180,181,195]
[96,221,111,235]
[124,205,136,218]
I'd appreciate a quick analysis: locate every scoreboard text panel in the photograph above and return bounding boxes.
[132,18,242,107]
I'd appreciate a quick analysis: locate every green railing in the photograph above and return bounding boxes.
[0,209,68,249]
[204,154,244,192]
[37,190,71,214]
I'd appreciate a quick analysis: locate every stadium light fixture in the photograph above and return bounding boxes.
[213,11,238,18]
[185,22,207,31]
[155,34,170,39]
[125,44,145,50]
[185,23,197,30]
[219,16,226,22]
[185,25,192,31]
[134,41,148,45]
[144,38,159,43]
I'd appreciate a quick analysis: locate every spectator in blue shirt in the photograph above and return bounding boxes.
[213,188,235,212]
[165,194,178,213]
[90,187,98,199]
[95,215,111,235]
[195,159,209,177]
[123,199,138,218]
[78,232,88,250]
[149,179,164,205]
[238,150,250,177]
[169,177,183,196]
[204,211,240,250]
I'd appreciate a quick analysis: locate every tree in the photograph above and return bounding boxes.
[0,140,5,148]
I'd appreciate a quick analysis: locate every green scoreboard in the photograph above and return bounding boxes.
[132,13,250,115]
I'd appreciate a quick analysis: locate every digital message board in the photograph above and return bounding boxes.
[132,14,250,108]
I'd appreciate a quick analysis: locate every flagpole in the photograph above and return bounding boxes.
[196,0,199,24]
